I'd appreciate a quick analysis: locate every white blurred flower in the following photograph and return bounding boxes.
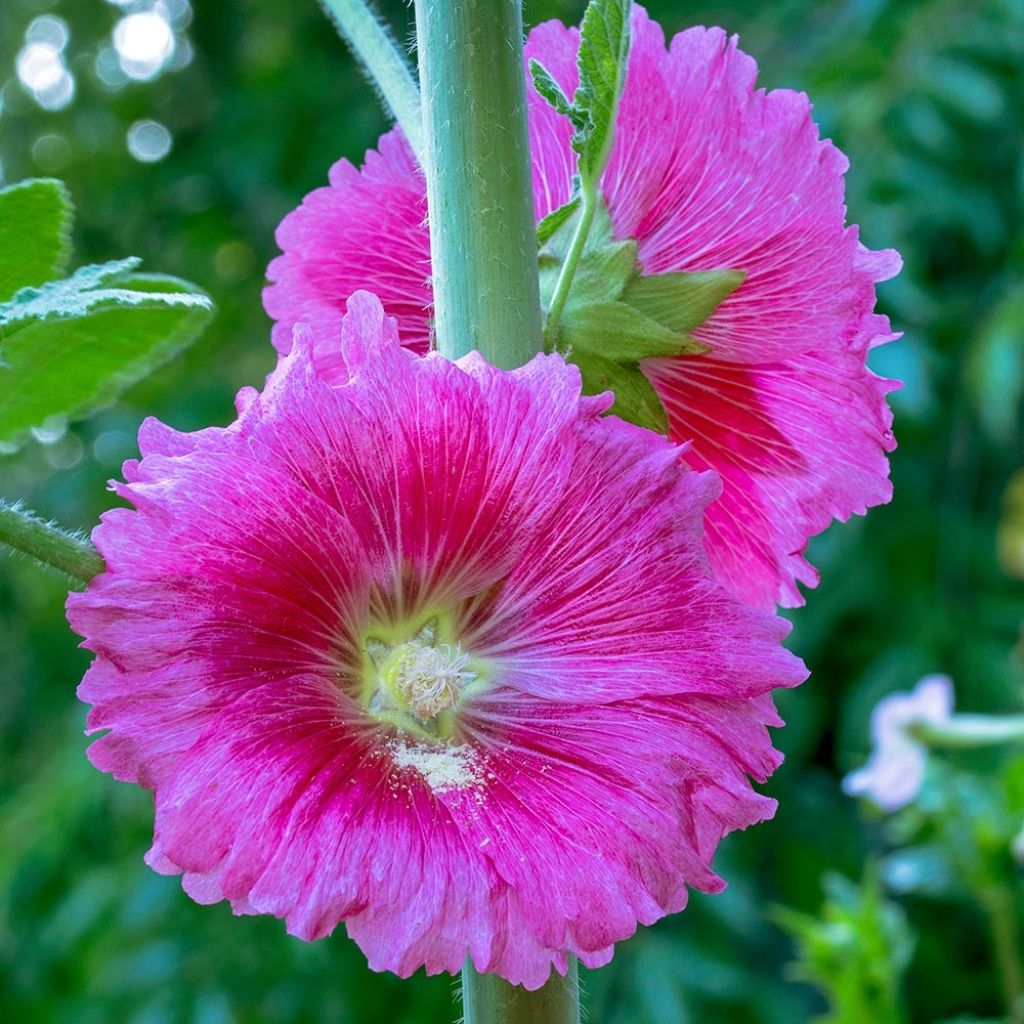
[843,675,954,811]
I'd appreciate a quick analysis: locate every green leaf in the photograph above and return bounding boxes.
[773,870,914,1024]
[528,59,578,123]
[574,0,631,181]
[966,282,1024,443]
[529,0,632,186]
[622,268,747,334]
[536,195,581,247]
[572,350,668,434]
[0,179,73,303]
[0,258,210,336]
[0,273,213,447]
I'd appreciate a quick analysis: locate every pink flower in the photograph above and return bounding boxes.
[69,292,805,989]
[843,675,954,812]
[265,6,901,612]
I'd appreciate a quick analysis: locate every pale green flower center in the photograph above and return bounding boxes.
[362,616,486,738]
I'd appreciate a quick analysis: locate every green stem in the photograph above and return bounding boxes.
[909,714,1024,748]
[413,0,543,366]
[542,185,597,352]
[462,959,581,1024]
[980,885,1024,1023]
[320,0,424,158]
[0,499,103,586]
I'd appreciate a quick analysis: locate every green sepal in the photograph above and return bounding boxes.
[538,194,744,434]
[0,179,73,304]
[561,301,707,361]
[572,350,669,434]
[621,268,746,334]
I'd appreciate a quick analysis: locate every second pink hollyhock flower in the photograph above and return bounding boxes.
[265,6,901,612]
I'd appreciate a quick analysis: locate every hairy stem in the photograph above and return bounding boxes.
[0,499,103,586]
[320,0,424,157]
[461,959,581,1024]
[414,0,543,366]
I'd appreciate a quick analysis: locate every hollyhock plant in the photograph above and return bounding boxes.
[68,292,806,988]
[265,5,902,612]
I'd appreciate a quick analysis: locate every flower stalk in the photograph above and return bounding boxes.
[462,958,581,1024]
[543,186,597,352]
[908,714,1024,749]
[979,884,1024,1024]
[0,498,103,586]
[413,0,543,367]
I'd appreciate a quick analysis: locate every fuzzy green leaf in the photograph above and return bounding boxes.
[0,179,73,304]
[528,1,632,186]
[574,0,631,181]
[529,59,578,124]
[0,259,210,335]
[0,273,213,447]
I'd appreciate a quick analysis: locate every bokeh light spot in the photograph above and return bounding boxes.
[113,11,175,81]
[127,119,172,162]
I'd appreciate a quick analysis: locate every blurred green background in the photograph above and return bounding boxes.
[2,0,1023,1021]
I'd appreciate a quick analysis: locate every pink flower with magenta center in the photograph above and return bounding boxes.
[265,5,902,612]
[69,292,805,988]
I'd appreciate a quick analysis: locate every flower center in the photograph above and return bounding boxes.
[380,641,475,721]
[362,616,484,737]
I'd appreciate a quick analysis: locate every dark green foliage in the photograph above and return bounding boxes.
[1,0,1023,1021]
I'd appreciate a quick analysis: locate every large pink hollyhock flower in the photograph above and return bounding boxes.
[264,6,901,611]
[69,292,806,989]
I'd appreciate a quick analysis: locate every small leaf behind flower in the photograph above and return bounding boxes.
[529,0,632,186]
[574,0,632,181]
[536,194,581,246]
[528,60,578,125]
